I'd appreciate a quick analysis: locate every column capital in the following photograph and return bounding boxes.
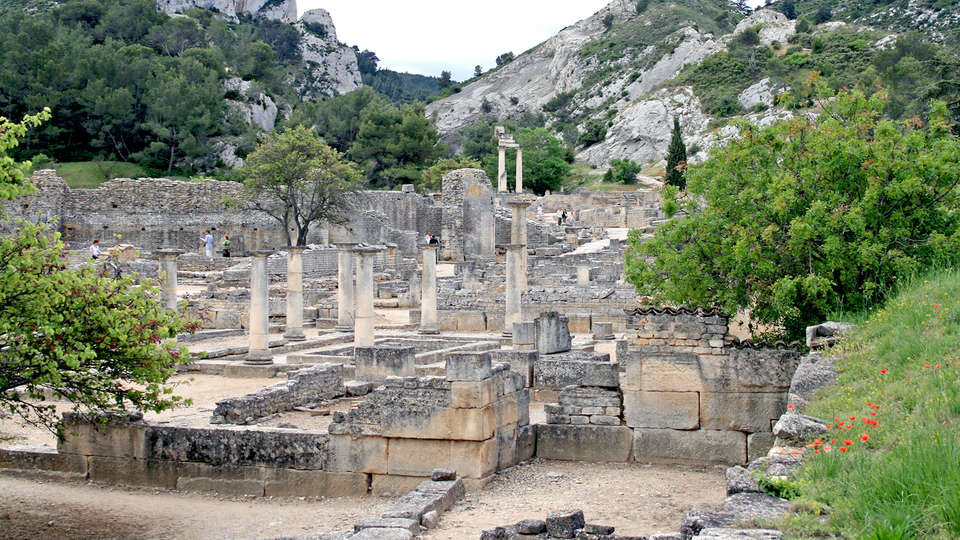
[251,250,274,258]
[156,248,183,259]
[333,242,360,250]
[506,197,534,209]
[354,245,385,256]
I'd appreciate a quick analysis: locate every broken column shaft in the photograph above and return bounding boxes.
[353,246,382,348]
[502,243,524,337]
[247,250,274,365]
[335,242,358,332]
[419,245,439,335]
[283,245,306,341]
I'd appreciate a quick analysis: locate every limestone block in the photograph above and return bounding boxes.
[632,429,747,464]
[176,476,264,496]
[446,352,492,382]
[512,321,536,349]
[387,438,497,479]
[488,350,537,387]
[493,394,519,428]
[700,392,787,432]
[372,474,427,496]
[351,528,413,540]
[623,391,700,429]
[567,314,592,334]
[535,312,572,354]
[517,388,531,427]
[437,311,458,331]
[536,425,632,462]
[497,424,518,470]
[534,360,619,389]
[87,456,179,489]
[264,469,367,497]
[448,406,497,441]
[729,348,802,392]
[355,346,416,382]
[621,352,704,392]
[0,447,87,476]
[457,311,487,331]
[517,424,536,462]
[451,380,495,408]
[593,322,615,340]
[58,418,147,459]
[747,432,775,462]
[324,434,388,474]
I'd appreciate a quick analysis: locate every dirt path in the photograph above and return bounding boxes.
[425,459,726,538]
[0,475,392,540]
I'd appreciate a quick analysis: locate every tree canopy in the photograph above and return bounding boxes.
[0,110,199,433]
[240,126,362,245]
[625,89,960,341]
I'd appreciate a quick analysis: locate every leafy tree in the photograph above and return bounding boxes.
[495,52,515,66]
[355,48,379,76]
[605,158,642,184]
[147,17,204,57]
[795,17,811,33]
[0,110,199,434]
[814,6,832,24]
[420,156,481,193]
[474,65,483,77]
[625,89,960,341]
[288,87,386,152]
[603,13,615,31]
[578,118,607,147]
[438,70,453,89]
[780,0,797,20]
[636,0,649,14]
[349,102,443,188]
[664,117,687,189]
[482,127,572,194]
[241,126,362,246]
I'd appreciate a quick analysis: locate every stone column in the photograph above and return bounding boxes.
[507,199,531,292]
[515,147,523,194]
[419,245,440,335]
[247,250,274,365]
[334,243,358,332]
[156,249,182,313]
[283,246,306,341]
[353,246,382,348]
[386,243,398,269]
[497,146,507,192]
[502,243,524,337]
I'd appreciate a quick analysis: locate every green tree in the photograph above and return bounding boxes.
[482,127,571,194]
[474,65,483,77]
[664,117,687,189]
[495,52,515,66]
[780,0,797,20]
[814,6,832,24]
[578,118,607,147]
[241,126,362,245]
[0,110,199,434]
[625,89,960,340]
[607,158,642,184]
[603,13,615,31]
[349,102,442,188]
[635,0,649,14]
[420,156,481,193]
[287,87,386,153]
[438,70,453,89]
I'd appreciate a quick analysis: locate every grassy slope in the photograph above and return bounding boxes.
[51,162,150,188]
[781,269,960,539]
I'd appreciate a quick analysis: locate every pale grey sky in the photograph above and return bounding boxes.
[299,1,768,80]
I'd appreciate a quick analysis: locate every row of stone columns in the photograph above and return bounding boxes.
[503,197,531,337]
[497,146,524,193]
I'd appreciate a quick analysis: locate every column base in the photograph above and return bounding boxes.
[284,329,306,341]
[335,325,355,333]
[245,349,274,365]
[418,327,440,335]
[501,331,513,339]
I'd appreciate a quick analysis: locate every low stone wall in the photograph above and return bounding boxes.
[211,364,344,425]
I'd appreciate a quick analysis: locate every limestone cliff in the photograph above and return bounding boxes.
[292,9,362,99]
[157,0,297,22]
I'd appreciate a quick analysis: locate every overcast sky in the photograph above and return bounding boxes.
[298,1,768,80]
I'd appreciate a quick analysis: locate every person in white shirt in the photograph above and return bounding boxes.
[90,239,101,260]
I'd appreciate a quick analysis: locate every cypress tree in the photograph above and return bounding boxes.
[665,116,687,189]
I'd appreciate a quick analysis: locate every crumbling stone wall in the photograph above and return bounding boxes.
[326,352,533,494]
[211,364,344,424]
[440,169,495,261]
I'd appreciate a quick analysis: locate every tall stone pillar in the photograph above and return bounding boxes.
[507,199,531,292]
[419,245,440,335]
[353,246,382,348]
[156,249,182,313]
[334,242,358,332]
[497,146,507,192]
[502,244,524,337]
[515,148,523,194]
[283,246,306,341]
[386,243,398,269]
[247,250,274,365]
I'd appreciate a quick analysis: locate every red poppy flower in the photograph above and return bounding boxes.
[880,369,888,374]
[840,447,848,452]
[826,425,833,429]
[844,440,853,445]
[787,403,795,410]
[861,433,869,442]
[790,449,801,455]
[907,378,912,382]
[850,416,856,420]
[814,449,820,454]
[871,412,877,416]
[830,440,837,444]
[936,364,941,370]
[924,365,931,369]
[813,439,823,445]
[934,304,941,308]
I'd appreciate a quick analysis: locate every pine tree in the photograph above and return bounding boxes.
[665,116,687,190]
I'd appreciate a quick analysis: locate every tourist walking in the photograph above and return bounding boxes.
[201,230,214,258]
[222,234,231,258]
[89,239,101,260]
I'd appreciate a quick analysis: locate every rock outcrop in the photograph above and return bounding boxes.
[293,9,362,99]
[157,0,297,22]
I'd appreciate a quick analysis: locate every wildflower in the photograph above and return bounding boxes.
[935,304,941,309]
[826,425,833,429]
[936,364,941,370]
[840,447,848,452]
[880,369,888,374]
[790,449,801,455]
[907,378,912,382]
[843,440,853,446]
[870,412,877,416]
[924,365,931,369]
[830,439,837,444]
[814,449,820,454]
[850,416,856,421]
[861,433,869,442]
[787,404,795,410]
[813,439,823,445]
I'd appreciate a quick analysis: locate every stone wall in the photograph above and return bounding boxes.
[211,364,344,425]
[326,352,534,494]
[440,169,495,261]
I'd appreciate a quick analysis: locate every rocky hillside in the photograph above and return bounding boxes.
[157,0,297,22]
[427,0,959,169]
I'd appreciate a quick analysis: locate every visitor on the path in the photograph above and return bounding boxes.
[89,239,101,260]
[429,234,439,245]
[202,231,214,258]
[222,234,231,258]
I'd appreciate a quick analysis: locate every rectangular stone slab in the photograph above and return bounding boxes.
[623,390,700,430]
[535,425,632,462]
[632,428,746,464]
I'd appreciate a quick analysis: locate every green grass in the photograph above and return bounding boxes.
[777,268,960,539]
[52,161,152,188]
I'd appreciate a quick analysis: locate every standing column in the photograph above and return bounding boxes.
[353,246,382,348]
[156,249,182,312]
[284,246,306,341]
[498,146,507,192]
[247,250,274,365]
[419,245,439,335]
[334,242,358,332]
[502,244,524,337]
[515,148,523,194]
[386,243,398,270]
[507,199,531,292]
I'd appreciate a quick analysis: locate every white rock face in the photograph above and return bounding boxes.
[577,87,711,167]
[295,12,362,99]
[733,9,796,46]
[426,0,637,136]
[223,78,279,131]
[737,78,786,110]
[157,0,296,22]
